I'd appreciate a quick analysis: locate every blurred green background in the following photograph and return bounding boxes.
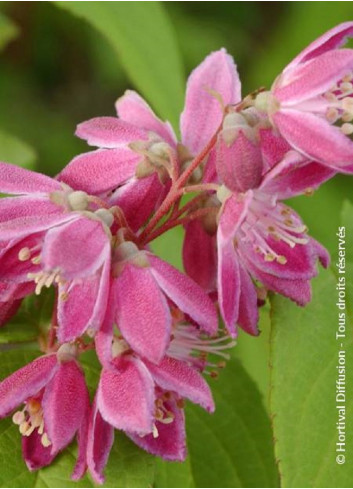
[0,0,352,403]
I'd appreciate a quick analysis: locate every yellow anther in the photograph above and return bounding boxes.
[27,399,41,415]
[341,122,353,135]
[12,411,25,425]
[340,81,353,93]
[276,255,287,265]
[41,433,52,447]
[326,107,339,123]
[265,253,275,262]
[60,291,69,302]
[31,255,41,265]
[18,247,31,261]
[152,424,159,439]
[19,421,31,435]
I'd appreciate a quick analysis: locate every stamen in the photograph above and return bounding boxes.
[41,433,52,447]
[168,323,235,369]
[13,399,51,447]
[31,255,41,265]
[18,247,31,261]
[152,424,159,438]
[27,268,61,295]
[341,122,353,135]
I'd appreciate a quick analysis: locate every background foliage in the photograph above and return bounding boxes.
[0,2,352,487]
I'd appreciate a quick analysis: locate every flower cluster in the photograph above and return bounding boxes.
[1,22,353,482]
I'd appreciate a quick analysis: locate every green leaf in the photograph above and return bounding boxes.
[154,455,195,488]
[0,290,55,347]
[150,226,184,271]
[180,357,278,487]
[234,305,271,409]
[0,129,36,169]
[269,267,353,487]
[0,12,19,52]
[53,1,185,129]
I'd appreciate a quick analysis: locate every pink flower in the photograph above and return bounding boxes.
[58,49,241,231]
[0,162,113,342]
[217,149,331,336]
[255,22,353,172]
[105,240,218,364]
[0,344,90,478]
[88,318,232,484]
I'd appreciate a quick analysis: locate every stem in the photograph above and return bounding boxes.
[175,125,221,188]
[172,193,206,220]
[138,186,183,243]
[139,123,222,244]
[47,293,58,350]
[144,207,218,244]
[184,183,219,194]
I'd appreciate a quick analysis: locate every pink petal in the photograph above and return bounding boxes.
[237,264,259,336]
[22,429,57,471]
[0,234,43,282]
[203,146,218,183]
[146,357,215,412]
[244,257,312,306]
[275,49,353,104]
[218,193,250,243]
[0,196,71,241]
[97,356,155,435]
[114,264,171,364]
[71,405,90,481]
[87,399,114,485]
[76,117,148,148]
[58,148,140,194]
[217,193,252,335]
[241,232,319,280]
[115,90,177,147]
[0,281,34,302]
[285,22,353,71]
[95,287,116,367]
[110,174,164,232]
[42,361,90,454]
[181,49,241,155]
[149,255,218,335]
[217,233,240,337]
[0,354,58,418]
[259,128,292,171]
[42,217,110,280]
[183,220,217,292]
[216,131,263,192]
[57,257,111,342]
[0,196,63,225]
[0,162,61,195]
[128,396,186,461]
[273,109,353,169]
[0,298,22,327]
[261,153,335,199]
[310,238,330,268]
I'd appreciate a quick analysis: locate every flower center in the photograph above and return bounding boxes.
[168,322,235,377]
[27,268,63,295]
[238,192,308,264]
[12,398,51,448]
[324,74,353,134]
